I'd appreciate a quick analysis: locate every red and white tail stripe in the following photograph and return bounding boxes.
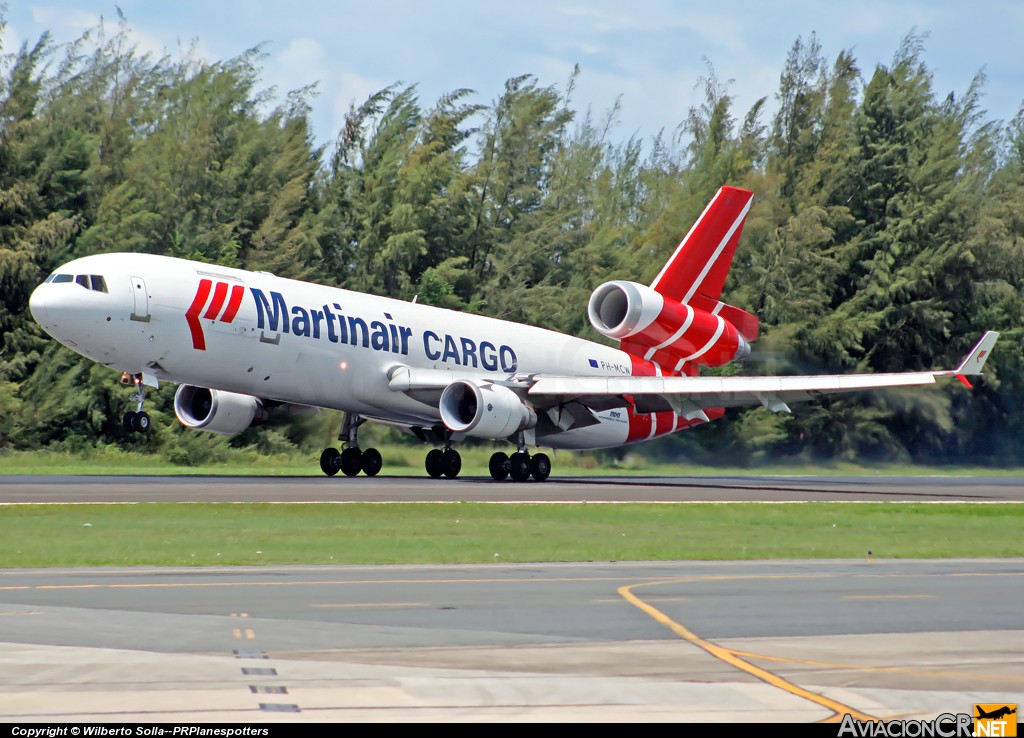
[650,186,753,304]
[616,294,748,372]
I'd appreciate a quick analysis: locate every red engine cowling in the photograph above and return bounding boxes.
[587,280,751,370]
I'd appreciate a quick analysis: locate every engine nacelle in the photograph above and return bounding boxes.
[588,279,751,368]
[588,280,664,340]
[439,381,536,439]
[174,385,264,436]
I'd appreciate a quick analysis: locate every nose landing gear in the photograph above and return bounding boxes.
[121,372,151,433]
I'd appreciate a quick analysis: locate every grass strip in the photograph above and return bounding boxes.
[2,448,1023,477]
[0,502,1021,567]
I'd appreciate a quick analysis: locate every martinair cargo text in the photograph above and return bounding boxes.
[29,186,999,481]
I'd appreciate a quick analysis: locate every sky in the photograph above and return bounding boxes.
[2,1,1023,152]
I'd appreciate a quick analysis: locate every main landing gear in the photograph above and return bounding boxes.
[320,413,383,477]
[488,433,550,482]
[424,435,461,479]
[317,421,548,482]
[121,372,151,434]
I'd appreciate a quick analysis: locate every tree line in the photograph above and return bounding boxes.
[2,13,1022,466]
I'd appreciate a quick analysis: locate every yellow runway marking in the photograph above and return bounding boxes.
[310,602,428,609]
[618,579,877,723]
[0,573,834,591]
[842,594,936,600]
[726,648,1024,683]
[2,570,1019,593]
[593,595,690,604]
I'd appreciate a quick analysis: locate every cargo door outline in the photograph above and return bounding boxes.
[131,276,151,322]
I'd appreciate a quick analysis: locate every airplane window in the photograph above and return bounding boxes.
[51,274,73,283]
[75,275,90,288]
[90,275,108,293]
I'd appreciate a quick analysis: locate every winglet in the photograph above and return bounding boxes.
[953,331,1000,377]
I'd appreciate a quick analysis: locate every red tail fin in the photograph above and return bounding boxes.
[650,186,753,304]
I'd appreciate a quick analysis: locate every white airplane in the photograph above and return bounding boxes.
[28,186,999,481]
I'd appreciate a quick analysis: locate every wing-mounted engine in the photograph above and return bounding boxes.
[174,385,267,436]
[587,279,754,370]
[439,380,537,439]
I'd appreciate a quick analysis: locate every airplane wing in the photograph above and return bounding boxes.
[387,365,531,405]
[528,331,1000,417]
[384,333,997,425]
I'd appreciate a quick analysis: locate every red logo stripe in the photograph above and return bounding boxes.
[186,279,213,351]
[203,281,229,320]
[220,284,245,323]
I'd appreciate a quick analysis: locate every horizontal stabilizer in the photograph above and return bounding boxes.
[689,293,760,342]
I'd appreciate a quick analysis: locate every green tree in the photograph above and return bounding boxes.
[0,31,86,392]
[462,74,574,323]
[321,84,479,300]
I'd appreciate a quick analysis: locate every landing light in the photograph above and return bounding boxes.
[339,361,348,371]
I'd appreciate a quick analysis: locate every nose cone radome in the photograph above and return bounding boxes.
[28,284,51,328]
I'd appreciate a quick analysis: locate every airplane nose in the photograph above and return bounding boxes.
[28,284,50,326]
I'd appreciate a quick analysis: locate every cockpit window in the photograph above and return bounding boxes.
[46,273,108,292]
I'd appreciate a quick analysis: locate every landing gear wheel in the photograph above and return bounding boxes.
[489,451,509,481]
[530,453,551,482]
[425,449,444,478]
[339,447,363,477]
[441,449,462,479]
[361,447,383,477]
[122,374,150,434]
[133,411,151,433]
[509,452,531,482]
[320,448,341,477]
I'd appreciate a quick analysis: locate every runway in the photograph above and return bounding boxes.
[2,472,1023,503]
[0,560,1021,723]
[0,474,1021,723]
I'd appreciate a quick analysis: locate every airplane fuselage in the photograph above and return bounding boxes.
[27,185,998,482]
[29,253,702,449]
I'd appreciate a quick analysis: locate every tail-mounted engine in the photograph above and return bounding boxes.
[174,385,266,436]
[439,380,537,439]
[588,280,755,369]
[588,280,665,340]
